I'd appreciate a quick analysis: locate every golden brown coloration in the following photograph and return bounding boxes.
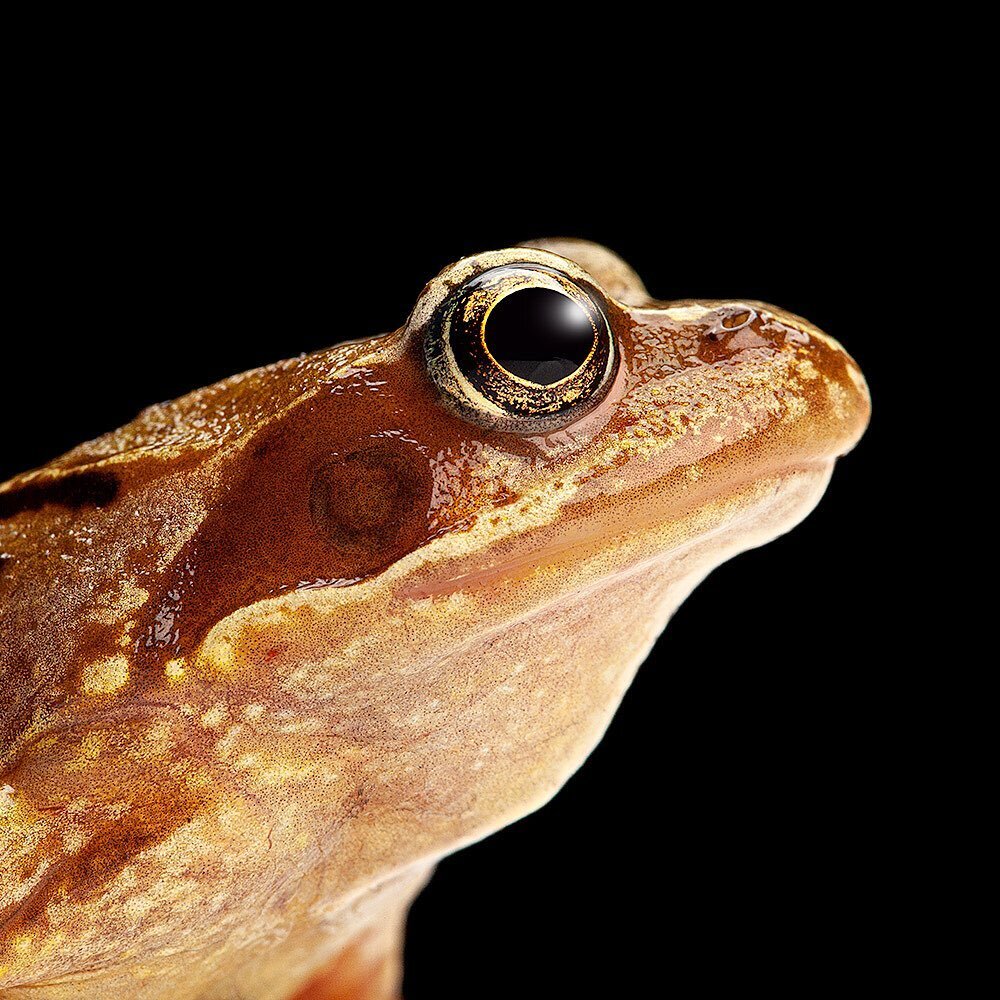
[0,240,870,999]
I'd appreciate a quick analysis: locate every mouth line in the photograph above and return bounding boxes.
[400,460,833,602]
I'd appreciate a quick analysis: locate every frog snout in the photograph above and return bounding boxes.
[790,323,871,458]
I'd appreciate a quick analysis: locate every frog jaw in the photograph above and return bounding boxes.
[192,464,832,882]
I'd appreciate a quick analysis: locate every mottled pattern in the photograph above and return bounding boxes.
[0,241,869,999]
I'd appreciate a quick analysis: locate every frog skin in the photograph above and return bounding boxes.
[0,240,870,1000]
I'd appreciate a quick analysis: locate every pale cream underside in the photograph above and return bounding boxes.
[1,464,832,1000]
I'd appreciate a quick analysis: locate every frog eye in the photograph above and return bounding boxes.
[424,263,617,432]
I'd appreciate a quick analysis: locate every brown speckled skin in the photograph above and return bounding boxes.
[0,241,870,999]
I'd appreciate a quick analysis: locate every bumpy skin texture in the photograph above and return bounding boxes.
[0,241,870,999]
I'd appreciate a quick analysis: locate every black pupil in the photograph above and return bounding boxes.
[484,288,595,385]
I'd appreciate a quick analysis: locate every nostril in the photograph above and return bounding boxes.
[721,310,753,330]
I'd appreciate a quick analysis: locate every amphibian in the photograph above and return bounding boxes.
[0,239,870,999]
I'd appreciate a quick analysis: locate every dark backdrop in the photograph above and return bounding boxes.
[3,179,897,996]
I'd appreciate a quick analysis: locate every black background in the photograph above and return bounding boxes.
[4,160,902,996]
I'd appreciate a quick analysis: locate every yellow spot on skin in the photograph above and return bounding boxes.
[200,635,237,673]
[82,655,129,695]
[781,391,808,420]
[201,704,228,728]
[797,359,820,381]
[142,720,174,755]
[242,704,265,721]
[662,303,712,322]
[62,826,86,854]
[165,658,186,682]
[215,724,244,759]
[119,585,150,612]
[278,718,323,734]
[825,377,851,420]
[66,731,104,771]
[0,784,15,814]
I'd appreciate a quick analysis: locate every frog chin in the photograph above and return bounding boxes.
[378,462,837,866]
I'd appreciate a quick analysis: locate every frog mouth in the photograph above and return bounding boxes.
[400,460,835,603]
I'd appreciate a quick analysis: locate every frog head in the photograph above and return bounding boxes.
[0,240,869,997]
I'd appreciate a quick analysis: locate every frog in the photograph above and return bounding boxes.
[0,239,870,999]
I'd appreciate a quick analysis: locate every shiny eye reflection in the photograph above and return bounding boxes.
[423,260,617,433]
[484,288,596,386]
